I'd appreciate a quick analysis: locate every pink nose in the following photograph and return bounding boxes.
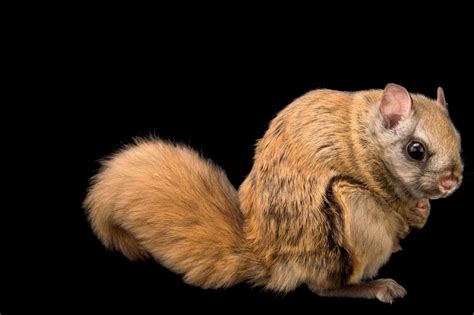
[440,173,458,191]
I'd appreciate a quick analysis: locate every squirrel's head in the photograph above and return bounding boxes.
[372,83,463,200]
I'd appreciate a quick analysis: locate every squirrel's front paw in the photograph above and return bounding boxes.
[406,198,431,229]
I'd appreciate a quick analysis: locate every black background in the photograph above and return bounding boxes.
[3,9,473,314]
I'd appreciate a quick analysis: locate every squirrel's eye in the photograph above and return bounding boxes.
[406,141,426,161]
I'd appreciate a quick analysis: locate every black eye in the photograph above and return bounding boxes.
[406,141,426,161]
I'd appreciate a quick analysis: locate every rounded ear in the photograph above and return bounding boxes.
[380,83,413,129]
[437,87,448,108]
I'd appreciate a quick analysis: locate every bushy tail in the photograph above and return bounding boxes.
[84,139,265,288]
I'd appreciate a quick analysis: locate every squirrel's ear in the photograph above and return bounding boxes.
[380,83,413,129]
[437,87,448,108]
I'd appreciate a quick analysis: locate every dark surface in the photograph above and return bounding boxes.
[3,13,473,314]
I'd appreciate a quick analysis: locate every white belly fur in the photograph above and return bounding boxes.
[344,193,402,282]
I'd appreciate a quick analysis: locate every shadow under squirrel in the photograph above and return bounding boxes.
[84,84,463,303]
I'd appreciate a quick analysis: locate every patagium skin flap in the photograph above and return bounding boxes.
[84,83,463,303]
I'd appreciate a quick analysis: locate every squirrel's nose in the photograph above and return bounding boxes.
[439,172,458,192]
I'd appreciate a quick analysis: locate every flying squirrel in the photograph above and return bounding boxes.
[84,83,463,303]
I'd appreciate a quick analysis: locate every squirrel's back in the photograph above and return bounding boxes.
[84,139,264,288]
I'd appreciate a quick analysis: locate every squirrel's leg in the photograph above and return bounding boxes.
[308,178,407,303]
[406,198,431,229]
[310,279,406,304]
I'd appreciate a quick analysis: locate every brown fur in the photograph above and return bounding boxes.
[84,139,266,288]
[84,85,463,303]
